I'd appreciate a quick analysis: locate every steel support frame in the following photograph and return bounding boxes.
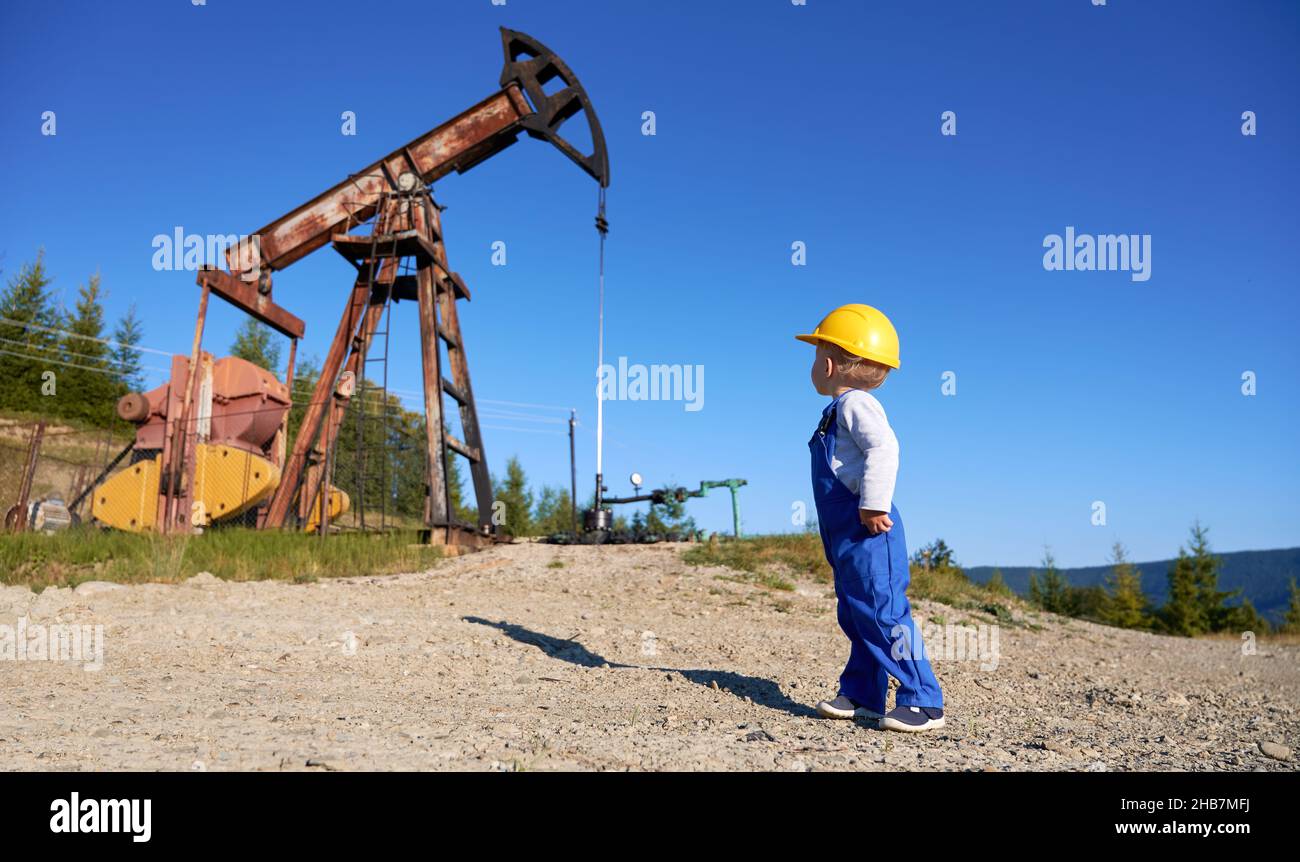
[164,29,609,542]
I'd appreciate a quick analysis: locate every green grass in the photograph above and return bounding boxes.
[0,526,444,591]
[682,532,1018,615]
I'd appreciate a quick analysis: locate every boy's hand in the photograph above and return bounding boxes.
[860,509,893,535]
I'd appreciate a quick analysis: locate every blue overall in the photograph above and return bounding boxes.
[810,392,944,713]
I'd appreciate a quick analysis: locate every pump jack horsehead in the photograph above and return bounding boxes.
[94,29,608,549]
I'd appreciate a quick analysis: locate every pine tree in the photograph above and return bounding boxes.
[283,358,470,529]
[985,569,1011,596]
[1161,522,1236,636]
[1035,549,1071,614]
[645,493,696,537]
[285,357,319,447]
[230,319,282,374]
[1164,522,1242,637]
[1027,572,1043,607]
[1162,547,1206,636]
[928,539,955,569]
[0,252,61,414]
[1067,584,1111,622]
[343,385,449,527]
[1185,522,1237,631]
[911,539,957,572]
[1104,541,1150,630]
[111,304,145,393]
[59,272,116,426]
[532,485,575,536]
[1282,579,1300,636]
[492,456,534,536]
[1223,598,1270,636]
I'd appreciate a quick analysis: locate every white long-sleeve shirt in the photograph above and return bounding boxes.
[830,389,899,512]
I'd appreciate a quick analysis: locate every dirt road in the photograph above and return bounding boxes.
[2,542,1296,771]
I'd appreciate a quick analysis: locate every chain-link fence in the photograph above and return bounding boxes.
[323,396,458,532]
[0,417,134,530]
[0,403,467,534]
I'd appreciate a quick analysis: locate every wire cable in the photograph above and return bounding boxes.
[0,314,174,357]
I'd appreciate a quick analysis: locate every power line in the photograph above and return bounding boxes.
[0,345,418,418]
[382,389,573,421]
[479,397,575,412]
[2,346,594,450]
[477,408,568,425]
[0,347,170,379]
[0,336,167,374]
[479,424,567,436]
[0,349,432,438]
[0,314,174,357]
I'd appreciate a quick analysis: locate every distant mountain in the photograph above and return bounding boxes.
[966,547,1300,625]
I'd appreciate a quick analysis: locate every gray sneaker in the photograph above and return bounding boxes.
[880,705,945,732]
[815,695,883,721]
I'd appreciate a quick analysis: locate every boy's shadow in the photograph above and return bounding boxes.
[462,616,818,719]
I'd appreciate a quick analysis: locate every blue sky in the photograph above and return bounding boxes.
[2,0,1297,567]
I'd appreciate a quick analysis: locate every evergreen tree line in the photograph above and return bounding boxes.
[1020,523,1298,636]
[0,250,590,536]
[487,455,579,537]
[915,526,1300,637]
[282,357,436,527]
[280,354,586,536]
[492,455,698,539]
[0,252,145,427]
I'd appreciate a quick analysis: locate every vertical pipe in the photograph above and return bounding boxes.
[593,188,607,520]
[12,421,46,533]
[320,400,334,544]
[594,257,604,490]
[569,409,577,533]
[161,284,209,533]
[284,337,298,387]
[280,336,297,471]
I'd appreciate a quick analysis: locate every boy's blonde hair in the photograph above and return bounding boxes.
[826,342,890,390]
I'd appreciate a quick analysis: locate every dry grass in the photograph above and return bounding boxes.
[682,532,1015,616]
[0,527,443,591]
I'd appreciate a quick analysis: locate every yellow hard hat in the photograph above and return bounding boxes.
[796,304,901,369]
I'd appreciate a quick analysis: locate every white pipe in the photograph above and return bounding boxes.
[595,231,605,479]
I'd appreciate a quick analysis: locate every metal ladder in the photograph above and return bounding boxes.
[352,258,395,531]
[324,184,495,541]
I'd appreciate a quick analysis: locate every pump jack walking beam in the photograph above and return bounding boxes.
[222,29,608,285]
[233,28,608,536]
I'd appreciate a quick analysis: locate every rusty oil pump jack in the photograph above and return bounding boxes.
[144,28,608,548]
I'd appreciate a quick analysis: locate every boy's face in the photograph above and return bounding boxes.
[810,344,835,396]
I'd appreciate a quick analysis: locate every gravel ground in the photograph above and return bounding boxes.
[1,541,1297,771]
